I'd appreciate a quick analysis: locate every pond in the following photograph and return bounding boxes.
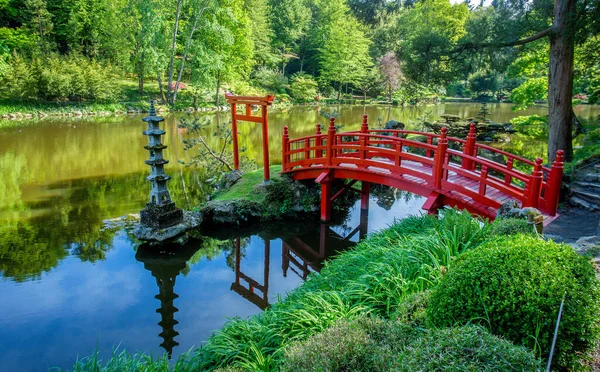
[0,103,598,371]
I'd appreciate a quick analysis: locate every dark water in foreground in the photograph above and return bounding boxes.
[0,103,598,371]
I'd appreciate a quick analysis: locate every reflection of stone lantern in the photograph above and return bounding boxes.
[140,101,183,229]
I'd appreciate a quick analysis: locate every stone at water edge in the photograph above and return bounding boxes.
[497,200,544,234]
[133,211,202,246]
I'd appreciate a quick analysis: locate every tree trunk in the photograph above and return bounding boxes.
[173,1,208,105]
[300,55,304,72]
[138,56,144,96]
[167,0,183,105]
[215,70,221,106]
[337,81,342,101]
[157,70,165,102]
[547,0,576,162]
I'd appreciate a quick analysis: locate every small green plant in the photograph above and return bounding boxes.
[489,217,536,236]
[428,235,600,370]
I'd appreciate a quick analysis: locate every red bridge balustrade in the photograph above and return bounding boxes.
[281,115,564,222]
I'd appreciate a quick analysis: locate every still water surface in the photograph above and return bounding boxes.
[0,103,598,371]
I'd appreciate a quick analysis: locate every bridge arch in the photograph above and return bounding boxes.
[282,115,564,222]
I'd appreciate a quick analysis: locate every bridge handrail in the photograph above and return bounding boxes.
[281,116,564,216]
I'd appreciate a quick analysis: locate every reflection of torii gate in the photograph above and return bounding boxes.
[230,237,270,310]
[282,208,368,280]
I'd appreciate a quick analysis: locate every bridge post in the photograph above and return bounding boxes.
[282,126,289,171]
[326,117,336,166]
[315,124,323,158]
[321,181,331,222]
[545,150,564,216]
[462,122,476,170]
[433,127,448,189]
[525,158,544,208]
[360,114,368,163]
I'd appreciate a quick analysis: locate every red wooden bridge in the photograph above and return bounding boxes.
[281,115,564,222]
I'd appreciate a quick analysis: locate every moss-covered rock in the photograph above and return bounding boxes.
[201,167,356,226]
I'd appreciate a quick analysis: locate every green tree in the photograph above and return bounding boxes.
[269,0,311,74]
[318,15,372,100]
[24,0,53,53]
[467,70,499,98]
[394,0,469,87]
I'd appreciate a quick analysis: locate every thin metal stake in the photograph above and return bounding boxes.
[546,293,566,372]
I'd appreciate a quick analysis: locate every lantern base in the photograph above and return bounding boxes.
[140,201,184,229]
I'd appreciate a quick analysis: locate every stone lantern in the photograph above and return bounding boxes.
[140,101,183,229]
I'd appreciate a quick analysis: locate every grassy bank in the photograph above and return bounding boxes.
[61,210,600,371]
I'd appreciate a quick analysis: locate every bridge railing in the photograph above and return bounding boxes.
[282,115,564,215]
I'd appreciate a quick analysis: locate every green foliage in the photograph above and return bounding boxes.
[489,217,536,237]
[65,347,197,372]
[509,77,548,110]
[2,53,119,101]
[317,7,372,98]
[428,235,600,370]
[393,0,469,86]
[510,114,548,139]
[288,72,318,102]
[468,70,500,98]
[252,66,288,93]
[283,318,541,372]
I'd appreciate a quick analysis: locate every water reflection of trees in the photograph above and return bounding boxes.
[0,170,211,282]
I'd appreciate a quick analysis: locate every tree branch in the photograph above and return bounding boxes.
[198,136,233,171]
[458,27,552,51]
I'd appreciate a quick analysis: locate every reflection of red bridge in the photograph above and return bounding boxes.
[282,115,564,221]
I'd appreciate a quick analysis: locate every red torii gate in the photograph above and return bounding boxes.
[226,94,274,181]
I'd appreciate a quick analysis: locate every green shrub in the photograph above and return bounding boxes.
[283,318,379,372]
[490,217,536,236]
[3,53,119,102]
[400,325,541,371]
[428,235,600,370]
[252,66,288,93]
[289,72,318,102]
[510,115,548,139]
[283,318,540,372]
[391,290,431,326]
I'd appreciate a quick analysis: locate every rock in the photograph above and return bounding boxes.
[583,173,599,182]
[569,196,598,211]
[1,114,9,119]
[497,201,544,234]
[384,120,405,131]
[133,211,202,245]
[24,114,33,119]
[217,170,244,191]
[8,114,16,119]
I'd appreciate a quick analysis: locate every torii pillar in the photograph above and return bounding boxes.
[226,94,275,181]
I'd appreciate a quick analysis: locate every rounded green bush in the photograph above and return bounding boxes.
[428,235,600,370]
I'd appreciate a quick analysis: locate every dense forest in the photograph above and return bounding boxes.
[0,0,599,159]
